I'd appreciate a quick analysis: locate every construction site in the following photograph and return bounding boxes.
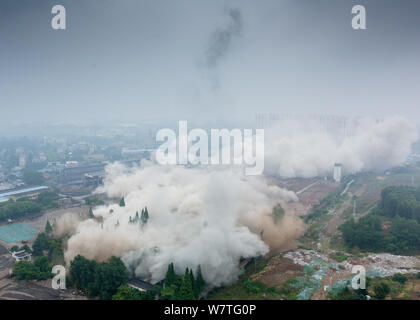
[209,164,420,300]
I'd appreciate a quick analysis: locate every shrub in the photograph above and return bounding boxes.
[392,273,408,284]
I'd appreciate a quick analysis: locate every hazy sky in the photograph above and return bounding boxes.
[1,0,420,127]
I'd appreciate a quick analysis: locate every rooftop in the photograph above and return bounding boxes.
[0,186,48,200]
[12,250,32,258]
[127,279,154,291]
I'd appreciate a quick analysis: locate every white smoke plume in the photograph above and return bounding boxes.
[62,164,300,286]
[264,115,418,178]
[58,115,417,286]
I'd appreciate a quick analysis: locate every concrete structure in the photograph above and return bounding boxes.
[83,174,103,187]
[11,250,32,262]
[333,163,342,183]
[127,279,154,292]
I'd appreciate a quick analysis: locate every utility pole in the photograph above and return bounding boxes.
[353,199,356,219]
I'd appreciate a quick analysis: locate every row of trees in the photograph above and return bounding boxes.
[378,186,420,222]
[13,256,52,281]
[0,190,59,221]
[0,200,41,221]
[340,215,420,254]
[340,185,420,254]
[119,197,150,224]
[161,263,206,300]
[129,207,149,225]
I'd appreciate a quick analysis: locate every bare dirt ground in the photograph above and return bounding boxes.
[251,255,304,289]
[299,181,337,206]
[0,252,86,300]
[244,178,340,291]
[25,205,89,234]
[0,244,8,255]
[269,177,338,219]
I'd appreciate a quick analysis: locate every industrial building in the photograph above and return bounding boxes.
[0,186,48,203]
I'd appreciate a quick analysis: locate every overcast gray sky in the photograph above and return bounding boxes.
[1,0,420,127]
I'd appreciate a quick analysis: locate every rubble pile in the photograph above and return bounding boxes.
[284,250,420,279]
[283,250,329,267]
[361,253,420,276]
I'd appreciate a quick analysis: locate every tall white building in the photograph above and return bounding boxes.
[333,163,342,183]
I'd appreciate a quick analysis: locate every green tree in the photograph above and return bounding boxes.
[339,216,386,251]
[34,256,50,274]
[195,265,205,298]
[272,203,285,223]
[22,168,45,185]
[189,269,196,298]
[70,255,97,291]
[141,207,149,225]
[112,285,155,300]
[32,233,50,256]
[119,197,125,207]
[178,268,195,300]
[45,220,53,235]
[373,282,390,300]
[112,285,142,300]
[20,244,32,254]
[164,263,177,288]
[92,256,129,299]
[13,261,40,280]
[13,258,51,281]
[161,284,178,300]
[392,273,408,284]
[88,207,94,218]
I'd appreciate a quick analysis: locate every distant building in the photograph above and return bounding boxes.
[121,148,154,160]
[127,279,154,292]
[11,250,32,262]
[18,155,26,168]
[83,173,103,187]
[333,163,342,183]
[0,186,48,202]
[65,161,79,168]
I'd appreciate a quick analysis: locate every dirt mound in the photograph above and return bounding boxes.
[0,245,8,255]
[251,255,304,289]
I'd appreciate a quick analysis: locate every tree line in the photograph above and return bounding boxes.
[0,190,59,221]
[339,185,420,254]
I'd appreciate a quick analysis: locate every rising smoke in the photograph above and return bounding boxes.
[205,7,243,69]
[59,164,300,286]
[264,115,418,178]
[57,115,417,286]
